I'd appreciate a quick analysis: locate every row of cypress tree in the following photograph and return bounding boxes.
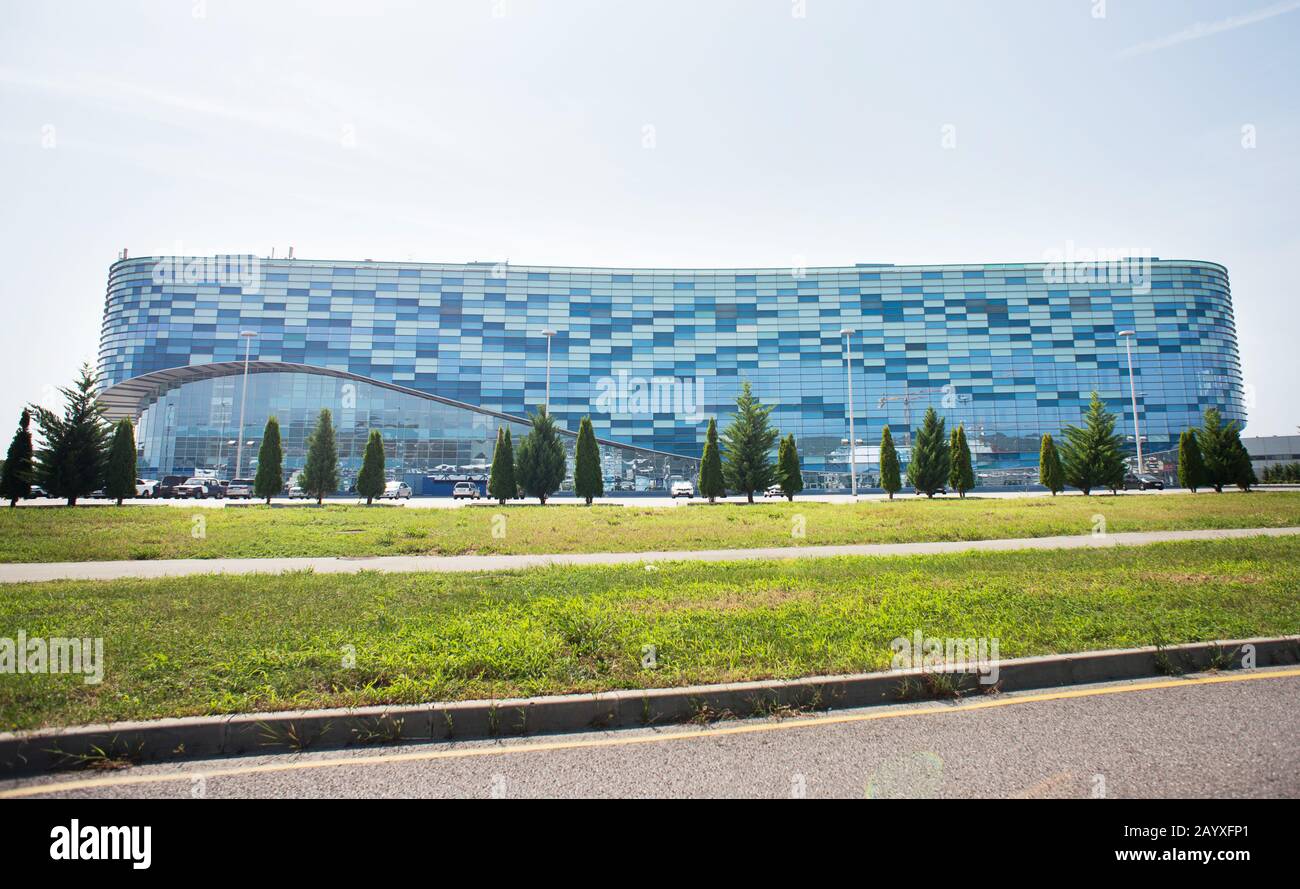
[483,383,808,506]
[861,408,978,500]
[1,370,1261,509]
[1261,462,1300,484]
[0,364,136,507]
[1036,395,1256,496]
[485,407,571,505]
[696,382,804,503]
[1174,408,1256,493]
[0,365,334,508]
[262,407,600,507]
[891,407,977,499]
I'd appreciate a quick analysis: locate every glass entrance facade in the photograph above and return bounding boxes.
[125,366,699,492]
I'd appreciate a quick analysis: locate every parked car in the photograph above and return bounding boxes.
[175,477,223,499]
[671,480,695,498]
[24,485,51,499]
[381,481,413,500]
[155,475,189,498]
[135,478,159,498]
[287,483,309,499]
[763,484,783,498]
[451,481,481,500]
[1123,473,1164,491]
[225,478,255,499]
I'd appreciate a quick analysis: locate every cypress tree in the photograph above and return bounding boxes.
[1038,433,1064,495]
[1226,425,1256,491]
[253,416,283,504]
[1177,428,1204,492]
[32,363,109,507]
[355,430,386,504]
[300,409,340,505]
[105,418,138,506]
[777,433,803,501]
[573,416,603,505]
[948,423,974,498]
[1058,392,1125,496]
[879,425,901,500]
[721,381,779,503]
[515,406,565,504]
[905,407,950,498]
[0,409,34,507]
[488,426,517,505]
[698,418,725,503]
[1196,408,1235,493]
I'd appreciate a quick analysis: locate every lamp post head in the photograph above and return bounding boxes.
[839,328,854,337]
[541,329,557,337]
[1118,330,1136,337]
[239,330,258,339]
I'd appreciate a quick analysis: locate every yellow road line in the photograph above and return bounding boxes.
[4,667,1298,798]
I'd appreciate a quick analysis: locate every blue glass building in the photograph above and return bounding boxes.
[98,255,1245,490]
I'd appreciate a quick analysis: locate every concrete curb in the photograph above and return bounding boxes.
[2,636,1297,777]
[3,526,1300,584]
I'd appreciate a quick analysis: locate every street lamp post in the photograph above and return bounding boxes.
[541,329,557,412]
[234,330,257,480]
[1119,330,1142,471]
[840,329,858,496]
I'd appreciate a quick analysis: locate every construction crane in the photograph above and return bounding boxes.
[877,384,971,447]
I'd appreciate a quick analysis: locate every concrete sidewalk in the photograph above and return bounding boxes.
[2,526,1297,584]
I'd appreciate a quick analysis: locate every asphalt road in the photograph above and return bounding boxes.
[5,668,1297,799]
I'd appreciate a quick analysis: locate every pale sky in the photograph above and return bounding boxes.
[1,0,1296,434]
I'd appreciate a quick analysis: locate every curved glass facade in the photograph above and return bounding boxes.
[100,255,1246,478]
[131,368,699,492]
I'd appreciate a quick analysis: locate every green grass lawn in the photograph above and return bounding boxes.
[1,492,1298,563]
[1,536,1297,731]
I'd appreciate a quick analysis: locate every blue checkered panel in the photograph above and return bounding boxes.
[100,256,1245,477]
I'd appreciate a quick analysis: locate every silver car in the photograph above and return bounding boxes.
[381,481,413,499]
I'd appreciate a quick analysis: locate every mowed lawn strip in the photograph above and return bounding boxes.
[1,492,1299,562]
[1,536,1297,731]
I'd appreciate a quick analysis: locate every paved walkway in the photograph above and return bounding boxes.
[2,526,1297,584]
